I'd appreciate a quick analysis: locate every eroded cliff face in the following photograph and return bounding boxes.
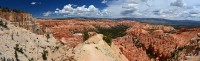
[168,33,200,61]
[0,10,31,26]
[0,10,43,34]
[113,36,151,61]
[35,19,200,61]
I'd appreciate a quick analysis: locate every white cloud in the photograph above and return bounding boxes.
[49,0,200,20]
[170,0,186,7]
[54,4,108,17]
[103,0,148,17]
[43,11,53,16]
[102,0,107,4]
[56,8,60,10]
[102,0,200,20]
[31,2,36,5]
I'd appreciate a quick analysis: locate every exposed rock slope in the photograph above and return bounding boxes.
[0,18,129,61]
[72,34,128,61]
[173,33,200,61]
[0,19,71,61]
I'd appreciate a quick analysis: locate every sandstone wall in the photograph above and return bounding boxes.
[0,10,43,34]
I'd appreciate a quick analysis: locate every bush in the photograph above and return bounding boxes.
[0,21,8,28]
[42,50,48,60]
[11,33,14,40]
[14,44,23,54]
[103,36,112,46]
[46,33,50,39]
[14,44,21,61]
[83,31,89,41]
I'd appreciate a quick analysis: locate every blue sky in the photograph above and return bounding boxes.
[0,0,200,20]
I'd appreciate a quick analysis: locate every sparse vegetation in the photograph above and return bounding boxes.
[103,36,112,46]
[46,33,50,42]
[11,33,14,40]
[0,21,3,26]
[146,45,156,60]
[0,20,8,29]
[95,47,99,50]
[46,33,50,39]
[171,46,186,59]
[73,29,96,33]
[133,39,142,48]
[14,44,28,60]
[28,58,34,61]
[0,57,14,61]
[1,57,5,61]
[0,6,26,13]
[42,50,48,60]
[83,31,89,41]
[95,25,129,46]
[73,29,96,41]
[14,44,23,54]
[14,44,20,61]
[96,25,129,38]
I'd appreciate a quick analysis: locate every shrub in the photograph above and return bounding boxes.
[11,33,14,40]
[42,50,48,60]
[0,21,3,26]
[0,21,8,28]
[14,44,21,61]
[103,36,112,46]
[83,31,89,41]
[46,33,50,39]
[46,33,50,42]
[14,44,23,54]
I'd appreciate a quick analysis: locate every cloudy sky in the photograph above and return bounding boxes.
[0,0,200,20]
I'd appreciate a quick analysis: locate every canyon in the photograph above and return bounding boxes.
[0,8,200,61]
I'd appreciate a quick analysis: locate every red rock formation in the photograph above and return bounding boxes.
[35,19,200,60]
[113,36,151,61]
[2,8,200,61]
[127,25,178,59]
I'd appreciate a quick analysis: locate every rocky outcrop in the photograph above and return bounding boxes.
[113,36,151,61]
[35,19,200,61]
[125,26,177,60]
[0,9,43,35]
[173,33,200,61]
[0,9,32,27]
[0,19,72,61]
[0,18,130,61]
[72,34,128,61]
